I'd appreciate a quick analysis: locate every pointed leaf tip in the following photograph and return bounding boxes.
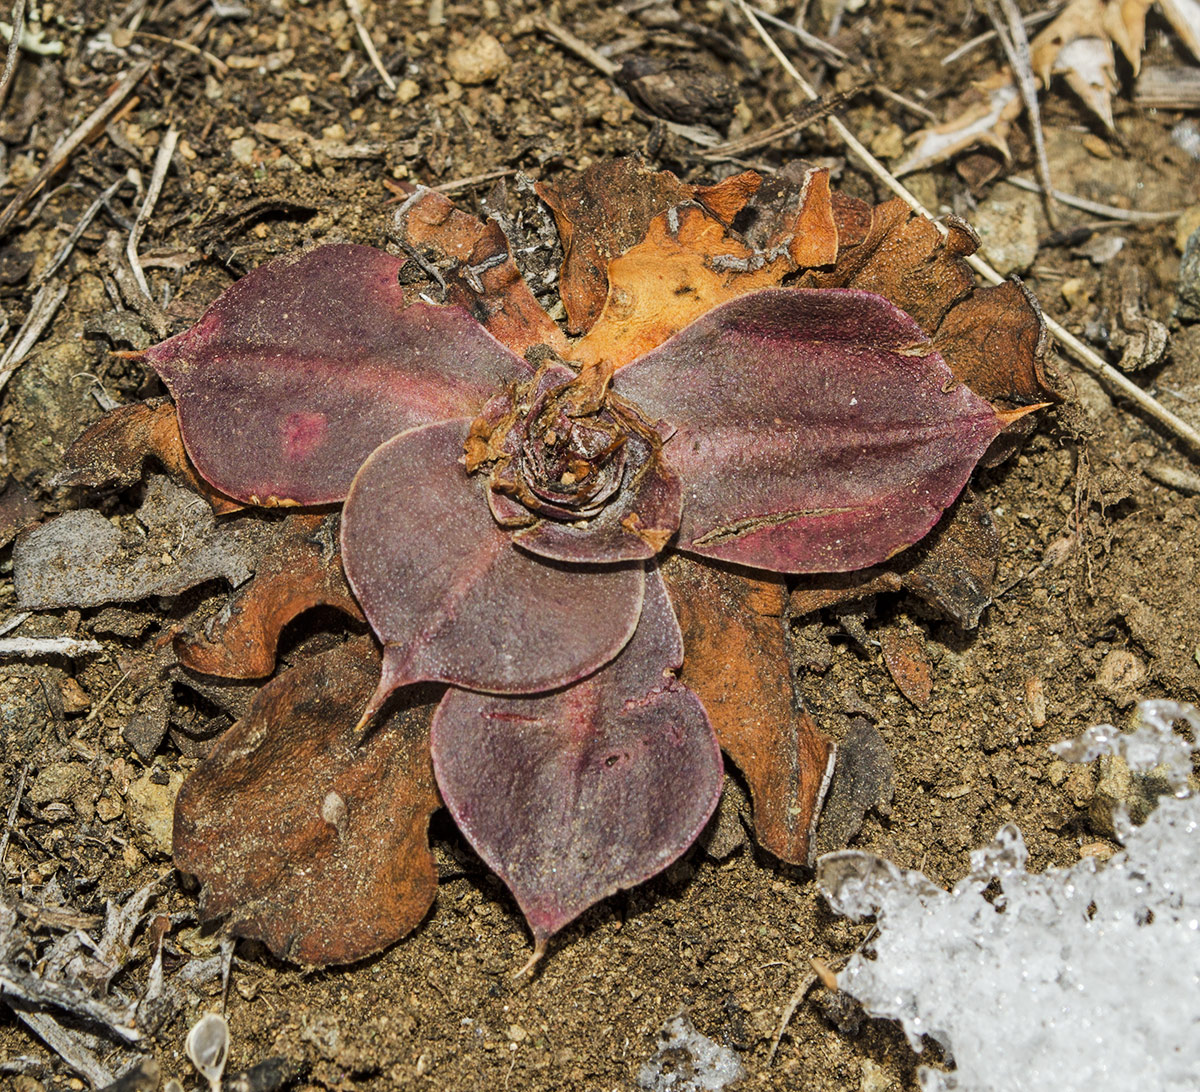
[614,288,1005,573]
[431,568,723,941]
[342,418,645,704]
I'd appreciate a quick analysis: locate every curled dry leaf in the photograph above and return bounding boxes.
[175,512,363,679]
[173,638,439,966]
[127,156,1049,964]
[892,73,1022,178]
[661,554,833,865]
[389,182,569,358]
[61,399,241,515]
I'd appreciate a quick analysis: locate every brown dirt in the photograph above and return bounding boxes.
[2,2,1199,1090]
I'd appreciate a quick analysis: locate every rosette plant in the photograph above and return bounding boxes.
[138,160,1050,966]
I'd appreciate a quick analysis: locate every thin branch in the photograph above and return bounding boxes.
[748,4,848,66]
[36,174,133,287]
[0,0,27,105]
[728,0,1200,458]
[133,30,229,76]
[127,124,179,301]
[1004,175,1185,223]
[0,280,68,396]
[942,6,1060,65]
[0,59,151,238]
[343,0,396,92]
[0,635,104,658]
[987,0,1057,228]
[0,761,29,872]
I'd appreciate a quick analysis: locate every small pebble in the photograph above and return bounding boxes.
[447,33,509,86]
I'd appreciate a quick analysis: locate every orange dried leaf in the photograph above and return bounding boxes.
[535,158,761,335]
[661,554,833,865]
[175,513,364,679]
[173,638,439,967]
[62,400,242,515]
[571,204,794,370]
[391,183,568,358]
[879,628,933,709]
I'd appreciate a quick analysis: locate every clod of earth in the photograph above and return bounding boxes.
[113,157,1051,967]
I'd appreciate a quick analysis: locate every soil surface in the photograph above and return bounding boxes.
[2,2,1199,1090]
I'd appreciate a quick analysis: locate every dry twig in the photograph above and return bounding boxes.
[1004,176,1185,223]
[127,125,179,301]
[728,0,1200,458]
[343,0,396,92]
[0,636,105,658]
[0,0,27,106]
[0,280,69,396]
[0,59,151,238]
[987,0,1058,228]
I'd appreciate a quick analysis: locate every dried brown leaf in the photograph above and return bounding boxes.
[174,638,439,967]
[62,400,242,515]
[391,183,568,358]
[661,553,833,865]
[879,628,933,709]
[535,158,762,334]
[175,513,363,679]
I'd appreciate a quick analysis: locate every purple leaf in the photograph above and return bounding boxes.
[146,244,532,505]
[613,288,1005,573]
[341,418,645,718]
[430,567,723,944]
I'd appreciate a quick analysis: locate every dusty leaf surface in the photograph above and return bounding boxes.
[614,289,1004,573]
[430,568,722,942]
[341,418,645,703]
[173,638,440,966]
[146,244,533,505]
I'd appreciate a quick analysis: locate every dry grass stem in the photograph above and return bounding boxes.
[730,0,1200,458]
[0,0,26,105]
[1004,175,1185,222]
[36,174,133,287]
[127,125,179,302]
[0,280,68,395]
[343,0,397,92]
[133,31,229,76]
[0,59,151,237]
[988,0,1058,228]
[0,635,105,658]
[942,6,1060,65]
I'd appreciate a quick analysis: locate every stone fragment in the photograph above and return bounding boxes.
[446,33,509,85]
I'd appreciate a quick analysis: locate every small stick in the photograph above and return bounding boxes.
[729,0,1200,458]
[0,760,29,872]
[343,0,396,92]
[0,0,26,105]
[0,280,68,396]
[127,123,179,301]
[765,970,817,1065]
[435,167,519,194]
[987,0,1057,228]
[1003,175,1184,223]
[748,4,848,66]
[0,59,151,238]
[133,30,229,76]
[36,174,133,287]
[0,636,105,658]
[942,6,1060,65]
